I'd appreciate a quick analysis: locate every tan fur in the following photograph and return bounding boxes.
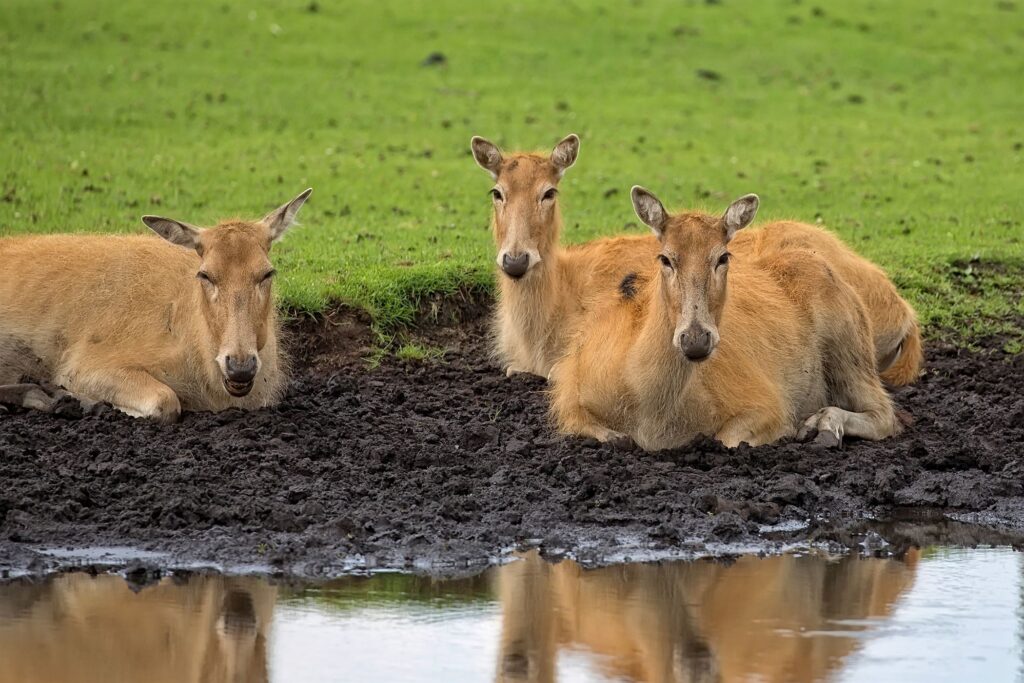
[734,221,923,385]
[474,138,921,386]
[0,573,275,683]
[495,232,659,378]
[0,190,310,422]
[494,550,918,683]
[550,191,902,450]
[473,135,660,378]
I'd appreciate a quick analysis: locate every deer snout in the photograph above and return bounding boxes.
[222,354,260,396]
[500,252,531,279]
[677,323,718,362]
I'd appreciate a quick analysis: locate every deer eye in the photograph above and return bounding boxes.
[260,269,276,284]
[196,271,214,284]
[717,252,731,268]
[658,254,673,269]
[542,188,558,201]
[490,188,504,202]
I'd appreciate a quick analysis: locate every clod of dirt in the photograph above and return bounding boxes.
[711,512,748,541]
[420,52,447,67]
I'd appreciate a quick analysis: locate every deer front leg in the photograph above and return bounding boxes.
[797,404,900,447]
[584,424,635,449]
[549,381,634,448]
[716,415,794,448]
[505,365,537,379]
[554,400,633,447]
[0,382,96,415]
[56,362,181,424]
[715,386,792,447]
[0,383,60,413]
[800,339,902,447]
[716,419,786,450]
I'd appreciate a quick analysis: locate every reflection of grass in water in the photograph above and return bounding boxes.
[279,571,495,611]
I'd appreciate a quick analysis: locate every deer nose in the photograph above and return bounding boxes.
[679,325,714,362]
[501,252,531,279]
[225,355,259,383]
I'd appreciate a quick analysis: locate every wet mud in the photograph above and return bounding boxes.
[0,316,1022,576]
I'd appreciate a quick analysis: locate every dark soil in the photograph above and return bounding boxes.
[1,316,1023,576]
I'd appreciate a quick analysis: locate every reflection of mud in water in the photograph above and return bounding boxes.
[0,574,275,683]
[493,550,919,683]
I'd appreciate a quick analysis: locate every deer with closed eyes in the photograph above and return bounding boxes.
[549,188,901,450]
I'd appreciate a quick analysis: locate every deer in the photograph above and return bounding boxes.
[493,549,918,683]
[471,136,921,387]
[471,134,659,379]
[549,187,902,451]
[0,189,311,422]
[0,573,274,683]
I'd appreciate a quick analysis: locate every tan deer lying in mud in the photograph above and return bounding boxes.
[550,188,902,450]
[472,136,921,386]
[0,189,311,422]
[0,573,274,683]
[494,550,918,683]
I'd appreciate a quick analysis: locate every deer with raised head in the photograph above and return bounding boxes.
[472,136,921,386]
[0,189,311,422]
[549,188,902,450]
[471,134,659,379]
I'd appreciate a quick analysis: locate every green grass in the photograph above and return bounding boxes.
[1,0,1021,339]
[395,342,446,362]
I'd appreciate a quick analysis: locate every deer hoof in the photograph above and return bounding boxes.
[812,429,842,448]
[798,407,844,448]
[600,429,635,450]
[146,391,182,424]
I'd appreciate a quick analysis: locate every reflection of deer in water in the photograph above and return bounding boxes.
[0,573,275,683]
[493,550,919,683]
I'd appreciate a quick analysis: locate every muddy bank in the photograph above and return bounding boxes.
[0,319,1022,576]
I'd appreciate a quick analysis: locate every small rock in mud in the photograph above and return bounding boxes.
[711,512,748,541]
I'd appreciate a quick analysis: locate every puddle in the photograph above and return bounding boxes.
[0,547,1020,682]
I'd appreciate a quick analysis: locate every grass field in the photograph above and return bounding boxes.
[1,0,1021,343]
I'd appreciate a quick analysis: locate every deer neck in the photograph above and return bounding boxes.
[630,281,699,403]
[498,254,562,340]
[167,280,224,394]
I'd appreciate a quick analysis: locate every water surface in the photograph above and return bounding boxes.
[0,547,1020,682]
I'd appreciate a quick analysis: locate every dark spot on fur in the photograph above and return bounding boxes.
[506,159,519,171]
[620,272,640,300]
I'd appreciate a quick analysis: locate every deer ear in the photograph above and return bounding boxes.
[550,134,580,177]
[142,215,202,251]
[630,186,669,239]
[471,136,503,179]
[262,188,313,243]
[723,193,759,240]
